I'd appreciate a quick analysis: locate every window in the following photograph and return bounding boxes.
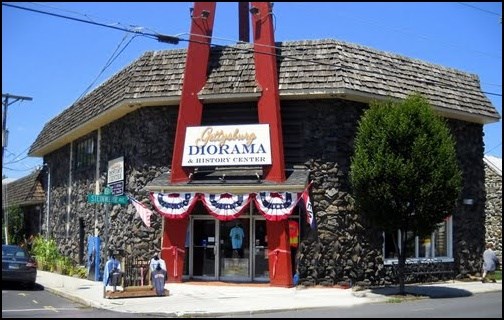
[383,216,452,263]
[75,136,96,170]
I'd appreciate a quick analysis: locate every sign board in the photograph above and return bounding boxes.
[107,157,124,184]
[108,181,124,196]
[87,194,129,205]
[182,124,272,167]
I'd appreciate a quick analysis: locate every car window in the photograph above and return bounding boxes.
[2,246,27,258]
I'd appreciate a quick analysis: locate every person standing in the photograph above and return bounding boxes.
[482,242,500,283]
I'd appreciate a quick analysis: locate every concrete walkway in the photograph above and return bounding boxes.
[36,271,502,317]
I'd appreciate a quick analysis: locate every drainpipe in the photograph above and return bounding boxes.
[44,163,51,239]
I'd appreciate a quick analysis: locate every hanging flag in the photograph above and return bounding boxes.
[128,195,153,228]
[150,192,198,219]
[300,181,316,230]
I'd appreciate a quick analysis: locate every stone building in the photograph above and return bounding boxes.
[484,155,502,263]
[27,38,500,287]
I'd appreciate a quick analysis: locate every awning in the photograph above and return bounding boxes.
[145,167,311,221]
[145,166,310,194]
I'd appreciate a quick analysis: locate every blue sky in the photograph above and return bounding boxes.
[2,2,502,179]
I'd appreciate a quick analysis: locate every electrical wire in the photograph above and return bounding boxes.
[4,2,501,97]
[2,3,164,42]
[76,33,139,102]
[3,2,501,172]
[456,2,502,16]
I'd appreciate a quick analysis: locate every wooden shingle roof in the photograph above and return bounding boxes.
[29,39,500,157]
[2,170,45,209]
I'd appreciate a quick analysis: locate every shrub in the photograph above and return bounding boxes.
[31,236,87,278]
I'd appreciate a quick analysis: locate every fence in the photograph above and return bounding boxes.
[390,259,455,284]
[122,257,150,287]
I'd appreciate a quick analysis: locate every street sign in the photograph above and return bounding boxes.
[87,194,129,205]
[108,181,124,196]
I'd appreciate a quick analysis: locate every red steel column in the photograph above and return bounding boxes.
[170,2,217,183]
[266,220,293,287]
[251,2,286,183]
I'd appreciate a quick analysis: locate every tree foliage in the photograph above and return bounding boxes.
[2,205,25,245]
[350,94,462,292]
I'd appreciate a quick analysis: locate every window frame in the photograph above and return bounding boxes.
[74,136,96,170]
[383,215,454,265]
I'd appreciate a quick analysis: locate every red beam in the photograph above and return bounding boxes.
[170,2,217,183]
[251,2,286,182]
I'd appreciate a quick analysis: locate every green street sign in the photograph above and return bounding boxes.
[87,194,129,205]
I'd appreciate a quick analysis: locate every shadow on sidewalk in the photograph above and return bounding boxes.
[369,285,472,299]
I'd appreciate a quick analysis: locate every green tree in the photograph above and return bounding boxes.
[2,205,25,245]
[350,94,462,294]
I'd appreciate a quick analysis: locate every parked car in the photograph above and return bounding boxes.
[2,244,37,288]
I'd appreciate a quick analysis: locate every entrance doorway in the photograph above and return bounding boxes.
[192,219,216,279]
[188,216,270,282]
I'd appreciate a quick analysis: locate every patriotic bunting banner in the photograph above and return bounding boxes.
[150,192,198,219]
[128,195,153,228]
[253,192,300,221]
[201,193,251,221]
[148,185,313,223]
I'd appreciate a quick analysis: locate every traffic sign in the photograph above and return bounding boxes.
[87,194,129,205]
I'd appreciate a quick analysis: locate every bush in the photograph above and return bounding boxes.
[31,236,87,278]
[69,265,88,278]
[31,236,59,271]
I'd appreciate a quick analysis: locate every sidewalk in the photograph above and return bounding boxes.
[36,271,502,317]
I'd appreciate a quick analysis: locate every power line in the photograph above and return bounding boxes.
[27,1,164,38]
[457,2,502,16]
[5,2,502,98]
[76,33,139,102]
[3,2,502,175]
[485,142,502,155]
[2,3,179,44]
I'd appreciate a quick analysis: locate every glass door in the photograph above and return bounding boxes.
[253,218,269,281]
[192,219,217,279]
[219,218,250,281]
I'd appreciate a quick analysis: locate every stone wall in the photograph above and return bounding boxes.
[484,161,502,263]
[44,107,177,267]
[42,100,487,285]
[294,105,486,286]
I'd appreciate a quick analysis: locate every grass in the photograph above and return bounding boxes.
[385,293,425,303]
[495,270,502,281]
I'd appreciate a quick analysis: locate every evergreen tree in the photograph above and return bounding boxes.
[350,94,462,294]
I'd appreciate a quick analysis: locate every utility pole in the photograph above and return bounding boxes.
[2,93,32,244]
[2,93,33,169]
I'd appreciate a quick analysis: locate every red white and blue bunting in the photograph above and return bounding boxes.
[200,193,251,221]
[253,192,300,221]
[149,192,198,219]
[149,187,312,223]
